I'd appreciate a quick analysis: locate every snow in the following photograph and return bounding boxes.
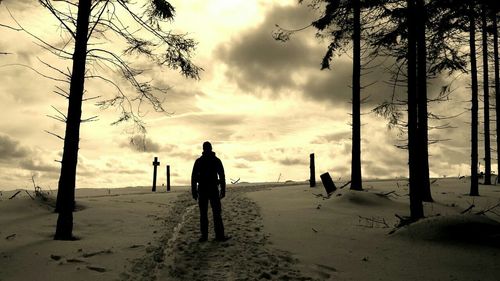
[1,179,499,280]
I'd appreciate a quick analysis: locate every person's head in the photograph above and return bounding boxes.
[203,141,212,152]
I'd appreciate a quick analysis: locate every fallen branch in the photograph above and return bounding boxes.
[388,214,419,234]
[9,190,21,199]
[339,181,351,189]
[5,234,16,240]
[86,266,106,273]
[475,202,500,216]
[82,249,113,258]
[460,204,475,214]
[375,191,399,198]
[24,190,35,200]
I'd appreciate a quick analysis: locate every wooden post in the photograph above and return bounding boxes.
[310,153,316,187]
[152,157,160,192]
[166,165,171,192]
[320,172,336,195]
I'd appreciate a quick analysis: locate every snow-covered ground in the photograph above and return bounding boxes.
[248,178,500,281]
[1,178,499,280]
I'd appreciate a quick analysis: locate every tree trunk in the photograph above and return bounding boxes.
[54,0,92,240]
[350,0,363,191]
[416,0,433,202]
[407,0,424,219]
[493,8,500,184]
[482,3,492,185]
[470,2,480,196]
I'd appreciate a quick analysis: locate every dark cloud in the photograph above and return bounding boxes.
[120,135,195,160]
[216,3,460,109]
[179,113,246,127]
[302,60,353,102]
[0,134,30,160]
[214,4,399,107]
[122,135,162,152]
[19,158,59,173]
[216,5,322,93]
[278,157,308,166]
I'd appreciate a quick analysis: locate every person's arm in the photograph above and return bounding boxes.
[218,159,226,198]
[191,159,199,200]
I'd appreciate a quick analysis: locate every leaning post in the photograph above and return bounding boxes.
[310,153,316,187]
[152,157,160,192]
[320,172,337,195]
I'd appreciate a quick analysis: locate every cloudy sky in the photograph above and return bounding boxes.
[0,0,485,190]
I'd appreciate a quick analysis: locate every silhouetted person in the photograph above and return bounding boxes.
[191,141,229,242]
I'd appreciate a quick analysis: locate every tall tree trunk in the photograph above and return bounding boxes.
[416,0,433,202]
[493,9,500,184]
[350,0,363,191]
[470,2,480,196]
[407,0,424,219]
[54,0,91,240]
[482,3,492,185]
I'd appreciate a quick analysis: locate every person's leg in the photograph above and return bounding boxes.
[209,193,225,239]
[198,195,209,240]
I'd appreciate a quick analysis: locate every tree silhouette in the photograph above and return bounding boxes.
[493,3,500,182]
[469,0,480,196]
[274,0,374,191]
[426,0,483,195]
[372,0,475,205]
[480,1,492,185]
[406,0,424,219]
[4,0,201,240]
[415,0,432,202]
[309,0,364,191]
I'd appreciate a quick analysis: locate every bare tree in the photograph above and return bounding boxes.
[3,0,201,240]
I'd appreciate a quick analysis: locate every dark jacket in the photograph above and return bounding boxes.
[191,151,226,195]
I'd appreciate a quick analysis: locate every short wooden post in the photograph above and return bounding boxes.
[152,157,160,192]
[166,165,171,192]
[310,153,316,187]
[320,172,336,194]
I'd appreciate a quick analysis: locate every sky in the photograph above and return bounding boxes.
[0,0,489,190]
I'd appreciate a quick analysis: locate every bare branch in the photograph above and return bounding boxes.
[0,63,69,83]
[44,130,64,141]
[39,0,76,39]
